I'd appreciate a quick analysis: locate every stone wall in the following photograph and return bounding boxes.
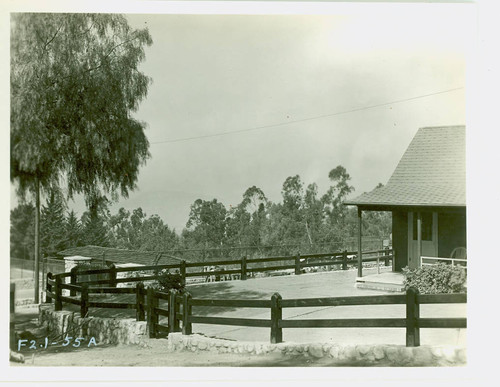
[39,304,148,346]
[165,333,466,366]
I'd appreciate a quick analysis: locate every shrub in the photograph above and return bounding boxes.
[402,263,467,294]
[153,268,185,293]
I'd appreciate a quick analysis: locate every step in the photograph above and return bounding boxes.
[355,280,404,292]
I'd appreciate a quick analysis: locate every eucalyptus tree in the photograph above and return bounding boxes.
[11,13,153,301]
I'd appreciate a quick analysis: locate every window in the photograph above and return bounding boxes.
[413,212,433,241]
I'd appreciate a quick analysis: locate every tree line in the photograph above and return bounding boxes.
[10,165,391,260]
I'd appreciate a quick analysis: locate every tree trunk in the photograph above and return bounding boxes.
[34,176,40,304]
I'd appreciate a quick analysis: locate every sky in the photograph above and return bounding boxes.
[8,3,473,233]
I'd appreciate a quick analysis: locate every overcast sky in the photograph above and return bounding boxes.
[9,4,472,232]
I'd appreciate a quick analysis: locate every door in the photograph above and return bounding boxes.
[407,212,438,269]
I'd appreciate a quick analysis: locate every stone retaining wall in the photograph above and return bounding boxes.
[39,305,148,345]
[39,306,466,366]
[165,333,466,366]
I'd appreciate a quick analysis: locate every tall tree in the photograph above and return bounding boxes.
[185,199,228,249]
[65,210,82,248]
[11,14,152,301]
[10,204,35,260]
[81,196,111,247]
[40,190,67,257]
[322,166,355,237]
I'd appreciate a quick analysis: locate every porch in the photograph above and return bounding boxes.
[355,270,405,292]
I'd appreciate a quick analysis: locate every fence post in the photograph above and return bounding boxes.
[270,292,283,344]
[295,254,301,275]
[109,264,117,287]
[342,250,348,270]
[406,287,420,347]
[54,276,62,311]
[182,292,192,335]
[70,267,78,297]
[180,261,186,287]
[46,272,53,303]
[168,289,177,333]
[80,283,88,318]
[241,256,247,280]
[147,287,158,338]
[136,282,145,321]
[10,282,15,350]
[385,248,390,266]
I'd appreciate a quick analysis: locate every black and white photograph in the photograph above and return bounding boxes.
[4,0,491,383]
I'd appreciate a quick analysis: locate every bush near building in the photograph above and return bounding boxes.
[403,263,467,294]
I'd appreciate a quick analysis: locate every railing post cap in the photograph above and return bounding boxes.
[271,292,282,299]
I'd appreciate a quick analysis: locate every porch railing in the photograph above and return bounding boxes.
[420,256,467,268]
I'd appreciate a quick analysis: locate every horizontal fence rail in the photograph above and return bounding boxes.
[45,267,465,347]
[44,248,405,342]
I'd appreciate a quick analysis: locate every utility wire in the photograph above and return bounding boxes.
[150,87,464,145]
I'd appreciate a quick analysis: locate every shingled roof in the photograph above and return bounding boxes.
[345,125,466,208]
[57,245,186,266]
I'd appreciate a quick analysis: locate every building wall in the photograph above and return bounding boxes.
[392,211,408,271]
[438,212,467,258]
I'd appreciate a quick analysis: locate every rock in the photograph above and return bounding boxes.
[10,351,24,363]
[385,347,400,362]
[329,346,340,359]
[398,347,414,364]
[457,348,467,364]
[198,341,208,350]
[441,347,457,363]
[357,345,370,356]
[343,346,358,361]
[373,346,385,360]
[308,344,324,358]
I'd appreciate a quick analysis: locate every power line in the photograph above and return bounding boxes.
[150,87,464,145]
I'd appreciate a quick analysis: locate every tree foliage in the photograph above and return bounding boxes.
[40,190,67,256]
[11,13,152,207]
[10,203,35,259]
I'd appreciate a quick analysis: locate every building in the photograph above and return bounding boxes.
[345,125,466,277]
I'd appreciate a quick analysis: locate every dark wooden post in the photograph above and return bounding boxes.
[136,282,145,321]
[54,276,62,311]
[109,263,117,287]
[182,292,192,335]
[168,289,177,333]
[174,293,181,332]
[342,250,348,271]
[241,256,247,280]
[147,287,158,338]
[80,283,89,318]
[295,254,301,275]
[10,282,15,349]
[384,248,390,266]
[270,292,283,344]
[180,260,186,287]
[70,266,78,297]
[357,207,363,278]
[416,212,422,268]
[406,287,420,347]
[46,272,53,303]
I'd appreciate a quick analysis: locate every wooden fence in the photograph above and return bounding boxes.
[45,249,394,319]
[43,247,466,347]
[45,274,466,347]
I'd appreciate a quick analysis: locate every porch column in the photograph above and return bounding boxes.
[417,212,422,266]
[357,207,363,278]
